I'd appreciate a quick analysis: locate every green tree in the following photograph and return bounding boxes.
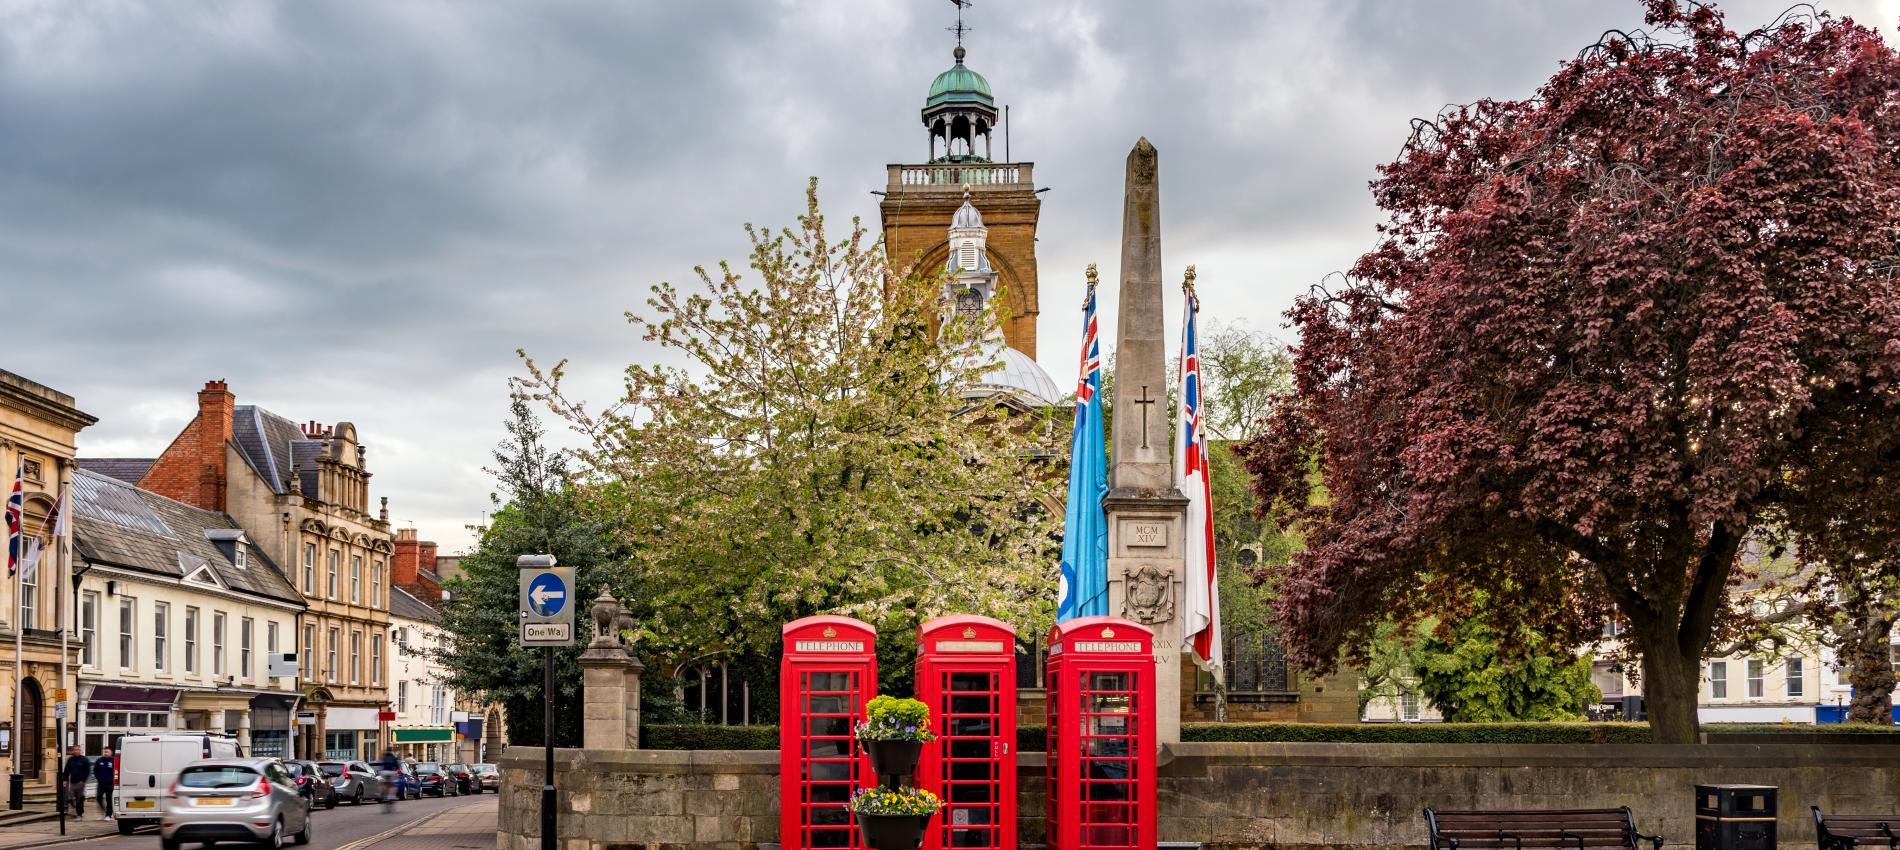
[1412,617,1599,723]
[520,181,1062,692]
[432,398,677,746]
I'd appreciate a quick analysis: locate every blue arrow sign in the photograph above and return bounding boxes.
[527,572,568,618]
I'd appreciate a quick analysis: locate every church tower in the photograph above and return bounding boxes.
[880,15,1042,358]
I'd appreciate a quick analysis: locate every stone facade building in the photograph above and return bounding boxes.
[134,380,394,759]
[0,369,94,799]
[68,467,306,757]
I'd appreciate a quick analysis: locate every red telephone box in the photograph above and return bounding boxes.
[1043,616,1155,850]
[916,615,1018,850]
[781,615,879,850]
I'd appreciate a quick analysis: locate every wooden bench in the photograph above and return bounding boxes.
[1425,807,1664,850]
[1814,807,1900,850]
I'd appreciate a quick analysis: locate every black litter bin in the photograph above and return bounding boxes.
[1697,784,1778,850]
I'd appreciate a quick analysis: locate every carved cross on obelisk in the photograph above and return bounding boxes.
[1132,386,1157,448]
[1103,137,1190,747]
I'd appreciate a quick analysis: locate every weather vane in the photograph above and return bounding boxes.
[948,0,972,49]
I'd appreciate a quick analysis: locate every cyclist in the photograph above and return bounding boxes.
[378,750,401,810]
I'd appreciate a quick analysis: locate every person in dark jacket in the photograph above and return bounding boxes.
[92,748,115,820]
[60,747,89,817]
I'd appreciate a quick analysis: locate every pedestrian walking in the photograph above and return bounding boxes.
[60,746,89,818]
[93,747,115,820]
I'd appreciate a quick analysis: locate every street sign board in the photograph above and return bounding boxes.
[296,711,318,726]
[519,565,576,647]
[54,701,66,720]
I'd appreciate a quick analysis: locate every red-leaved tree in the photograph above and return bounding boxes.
[1239,1,1900,743]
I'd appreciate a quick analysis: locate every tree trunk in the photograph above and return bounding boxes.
[1637,637,1703,744]
[1840,611,1897,725]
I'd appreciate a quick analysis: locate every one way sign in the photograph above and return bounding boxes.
[519,564,577,647]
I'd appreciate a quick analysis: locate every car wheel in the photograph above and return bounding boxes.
[161,836,182,850]
[293,808,313,846]
[266,817,284,850]
[352,787,363,806]
[117,818,137,836]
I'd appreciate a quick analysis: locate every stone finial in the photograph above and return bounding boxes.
[613,603,638,646]
[590,591,620,647]
[379,496,389,523]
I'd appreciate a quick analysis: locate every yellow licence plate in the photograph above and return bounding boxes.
[126,800,156,809]
[195,798,235,807]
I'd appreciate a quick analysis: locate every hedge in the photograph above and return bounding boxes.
[642,723,778,750]
[642,721,1900,751]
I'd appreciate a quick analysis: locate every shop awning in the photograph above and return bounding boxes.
[391,726,454,743]
[85,685,179,711]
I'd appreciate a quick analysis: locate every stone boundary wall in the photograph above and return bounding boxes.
[500,743,1900,850]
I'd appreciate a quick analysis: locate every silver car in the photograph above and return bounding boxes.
[317,759,382,805]
[161,758,312,850]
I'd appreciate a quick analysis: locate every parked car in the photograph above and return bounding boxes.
[472,764,499,793]
[445,763,476,795]
[282,760,338,810]
[115,733,242,836]
[412,762,457,798]
[160,758,311,850]
[316,760,382,806]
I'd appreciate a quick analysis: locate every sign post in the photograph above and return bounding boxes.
[518,554,571,850]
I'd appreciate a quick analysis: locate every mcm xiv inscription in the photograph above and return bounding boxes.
[1128,522,1167,548]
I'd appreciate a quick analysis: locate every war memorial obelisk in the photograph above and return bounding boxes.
[1104,137,1191,745]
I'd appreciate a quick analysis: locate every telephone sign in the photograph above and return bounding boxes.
[518,566,576,646]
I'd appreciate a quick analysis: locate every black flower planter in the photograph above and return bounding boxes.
[857,812,934,850]
[864,739,924,780]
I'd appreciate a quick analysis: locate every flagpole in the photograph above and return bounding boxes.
[56,460,68,757]
[11,449,23,806]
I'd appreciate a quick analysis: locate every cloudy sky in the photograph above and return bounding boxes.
[4,0,1894,551]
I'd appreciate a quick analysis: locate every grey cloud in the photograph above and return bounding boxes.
[1,0,1890,549]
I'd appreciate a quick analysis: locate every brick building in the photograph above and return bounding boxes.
[132,381,394,759]
[880,42,1042,359]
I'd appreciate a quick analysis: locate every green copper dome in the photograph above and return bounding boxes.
[926,47,994,109]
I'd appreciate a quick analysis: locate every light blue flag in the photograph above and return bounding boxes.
[1057,275,1110,621]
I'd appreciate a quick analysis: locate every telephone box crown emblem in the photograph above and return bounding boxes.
[1101,626,1117,638]
[822,626,837,638]
[962,627,977,638]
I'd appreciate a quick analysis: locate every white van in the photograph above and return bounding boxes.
[113,733,241,835]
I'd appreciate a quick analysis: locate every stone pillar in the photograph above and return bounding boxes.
[1103,137,1189,746]
[579,592,634,751]
[615,605,644,749]
[237,709,252,752]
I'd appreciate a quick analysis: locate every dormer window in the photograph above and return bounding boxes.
[234,548,248,570]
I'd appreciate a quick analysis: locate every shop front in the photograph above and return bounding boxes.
[78,684,180,755]
[248,696,297,759]
[391,726,453,762]
[324,707,381,760]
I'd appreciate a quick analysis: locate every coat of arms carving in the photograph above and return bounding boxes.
[1121,564,1173,624]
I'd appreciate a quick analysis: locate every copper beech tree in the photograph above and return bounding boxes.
[1240,2,1900,743]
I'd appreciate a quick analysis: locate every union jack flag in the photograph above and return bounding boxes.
[1177,272,1222,673]
[5,456,22,578]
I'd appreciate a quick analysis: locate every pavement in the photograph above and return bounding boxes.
[359,800,497,850]
[0,813,118,849]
